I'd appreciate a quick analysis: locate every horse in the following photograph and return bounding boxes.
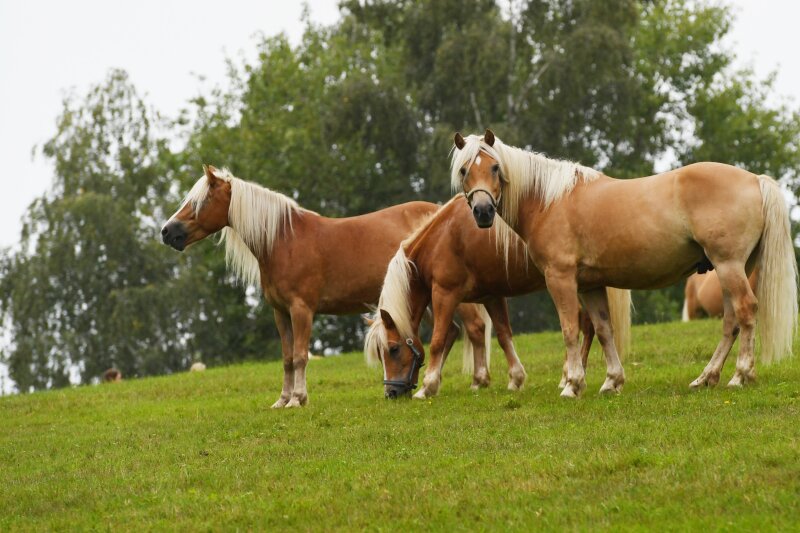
[364,194,631,399]
[102,368,122,383]
[161,165,491,407]
[451,129,797,398]
[683,270,758,321]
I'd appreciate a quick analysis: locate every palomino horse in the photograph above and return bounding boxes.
[452,130,797,397]
[161,165,489,407]
[683,270,758,320]
[364,194,631,398]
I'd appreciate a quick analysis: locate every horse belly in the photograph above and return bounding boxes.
[577,240,700,290]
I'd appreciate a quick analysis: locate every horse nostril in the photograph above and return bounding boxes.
[385,389,398,399]
[161,227,169,237]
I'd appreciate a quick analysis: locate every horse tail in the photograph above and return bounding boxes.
[756,175,798,363]
[682,275,698,322]
[461,304,493,373]
[607,288,632,360]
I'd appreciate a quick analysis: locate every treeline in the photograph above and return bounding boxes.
[2,0,799,391]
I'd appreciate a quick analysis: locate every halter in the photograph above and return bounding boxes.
[464,187,502,211]
[462,150,503,210]
[383,338,424,393]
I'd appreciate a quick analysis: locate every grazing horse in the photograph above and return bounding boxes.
[683,270,758,321]
[161,166,489,407]
[364,194,631,398]
[452,129,797,398]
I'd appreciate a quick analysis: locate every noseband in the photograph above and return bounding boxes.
[383,338,424,393]
[464,187,501,210]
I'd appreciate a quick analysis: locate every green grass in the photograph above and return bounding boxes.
[2,319,799,531]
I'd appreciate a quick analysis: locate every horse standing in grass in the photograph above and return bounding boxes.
[162,166,490,407]
[683,270,758,321]
[364,194,631,399]
[452,130,797,398]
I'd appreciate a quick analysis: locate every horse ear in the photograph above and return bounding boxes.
[484,129,495,147]
[204,164,220,185]
[361,314,375,327]
[379,309,396,330]
[454,132,466,150]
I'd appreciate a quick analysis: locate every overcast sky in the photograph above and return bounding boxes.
[1,0,799,249]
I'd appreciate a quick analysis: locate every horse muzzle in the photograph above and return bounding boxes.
[161,221,188,251]
[472,202,496,228]
[384,384,410,399]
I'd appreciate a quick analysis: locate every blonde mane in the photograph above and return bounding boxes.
[364,247,416,366]
[181,168,305,287]
[450,134,600,230]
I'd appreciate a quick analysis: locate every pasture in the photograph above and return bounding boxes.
[2,318,799,531]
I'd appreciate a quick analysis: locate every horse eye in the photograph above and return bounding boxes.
[460,167,466,177]
[389,345,400,357]
[492,164,500,174]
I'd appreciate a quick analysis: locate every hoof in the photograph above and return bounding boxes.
[471,379,490,390]
[413,388,429,400]
[557,376,567,390]
[271,397,289,409]
[599,376,624,395]
[690,372,720,389]
[560,386,578,398]
[727,371,754,388]
[508,367,527,391]
[285,395,307,408]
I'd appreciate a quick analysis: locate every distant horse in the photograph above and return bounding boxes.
[683,270,759,321]
[161,166,490,407]
[452,130,797,397]
[102,368,122,383]
[364,194,631,398]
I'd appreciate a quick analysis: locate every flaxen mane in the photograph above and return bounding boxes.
[180,168,309,287]
[450,134,599,230]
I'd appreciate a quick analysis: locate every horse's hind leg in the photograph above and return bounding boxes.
[579,289,625,394]
[483,297,527,390]
[271,308,295,408]
[717,264,758,386]
[457,303,491,389]
[689,265,744,389]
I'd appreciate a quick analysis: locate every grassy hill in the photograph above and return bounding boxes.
[2,319,799,531]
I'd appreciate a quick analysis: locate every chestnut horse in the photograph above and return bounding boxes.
[161,165,490,407]
[452,130,797,397]
[683,270,758,321]
[364,194,631,398]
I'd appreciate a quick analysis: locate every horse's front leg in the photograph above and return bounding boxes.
[286,302,314,408]
[579,289,625,394]
[271,308,294,408]
[545,270,585,398]
[414,288,459,399]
